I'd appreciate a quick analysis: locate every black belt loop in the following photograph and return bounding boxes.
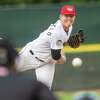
[29,50,44,62]
[35,57,44,62]
[29,50,34,55]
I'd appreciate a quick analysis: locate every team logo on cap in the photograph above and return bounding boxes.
[67,7,73,11]
[60,5,75,15]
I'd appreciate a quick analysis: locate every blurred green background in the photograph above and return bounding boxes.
[0,0,100,99]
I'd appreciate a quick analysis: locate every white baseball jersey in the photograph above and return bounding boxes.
[20,20,72,63]
[18,20,73,88]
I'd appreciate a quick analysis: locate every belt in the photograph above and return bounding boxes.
[29,50,44,62]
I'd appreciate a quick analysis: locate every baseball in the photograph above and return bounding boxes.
[72,57,82,67]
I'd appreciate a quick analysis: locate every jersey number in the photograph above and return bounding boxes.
[47,24,56,36]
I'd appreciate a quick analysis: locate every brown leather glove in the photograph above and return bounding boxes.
[67,30,85,48]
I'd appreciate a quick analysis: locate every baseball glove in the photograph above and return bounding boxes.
[67,30,85,48]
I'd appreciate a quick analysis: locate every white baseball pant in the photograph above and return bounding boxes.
[17,49,55,89]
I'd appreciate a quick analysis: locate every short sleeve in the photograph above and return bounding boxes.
[50,31,64,50]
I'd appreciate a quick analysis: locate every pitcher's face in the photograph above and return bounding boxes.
[60,14,75,30]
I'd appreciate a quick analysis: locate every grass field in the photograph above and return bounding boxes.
[55,91,100,100]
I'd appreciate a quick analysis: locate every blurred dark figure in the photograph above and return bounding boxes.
[0,37,57,100]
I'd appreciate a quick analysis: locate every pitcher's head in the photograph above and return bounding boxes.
[59,5,76,29]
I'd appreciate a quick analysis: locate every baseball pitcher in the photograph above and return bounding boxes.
[17,5,84,89]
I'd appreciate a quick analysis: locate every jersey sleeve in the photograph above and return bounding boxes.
[50,30,64,50]
[49,23,72,50]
